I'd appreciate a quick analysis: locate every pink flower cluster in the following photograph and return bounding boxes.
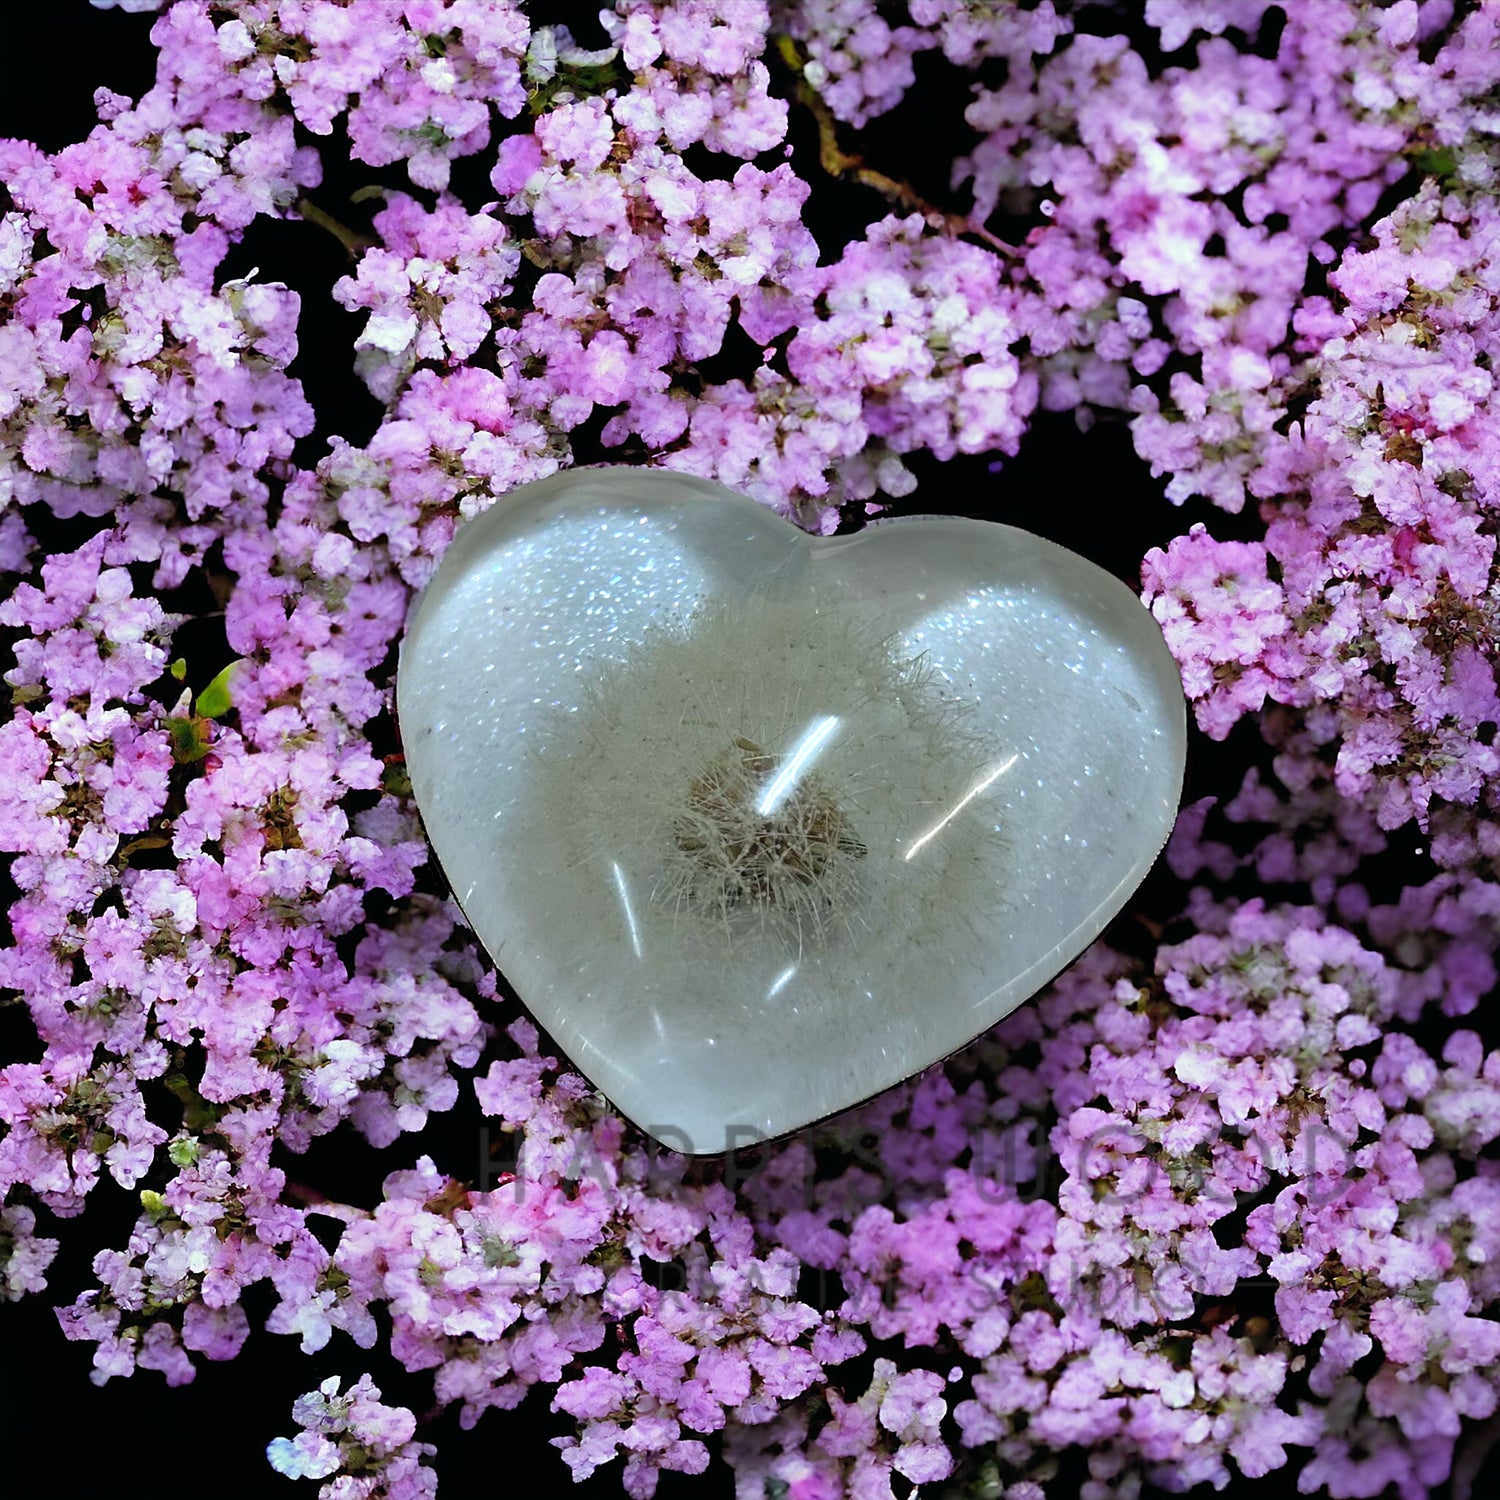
[268,1373,438,1499]
[282,896,1497,1500]
[4,3,1500,1499]
[1146,177,1500,869]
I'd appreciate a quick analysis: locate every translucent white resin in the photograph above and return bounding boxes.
[397,468,1186,1153]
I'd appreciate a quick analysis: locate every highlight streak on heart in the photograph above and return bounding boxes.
[756,715,842,816]
[904,753,1019,862]
[611,861,644,958]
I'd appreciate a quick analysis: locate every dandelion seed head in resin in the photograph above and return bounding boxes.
[534,593,1003,961]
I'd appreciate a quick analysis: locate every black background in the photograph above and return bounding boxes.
[0,5,1491,1500]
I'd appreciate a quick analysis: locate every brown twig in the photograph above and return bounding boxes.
[774,34,1017,257]
[294,195,376,259]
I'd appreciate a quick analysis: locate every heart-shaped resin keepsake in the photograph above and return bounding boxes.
[397,468,1185,1153]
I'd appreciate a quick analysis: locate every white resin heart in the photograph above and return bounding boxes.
[397,468,1185,1154]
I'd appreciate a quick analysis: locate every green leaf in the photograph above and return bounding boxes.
[169,657,187,682]
[168,1137,200,1168]
[1412,146,1457,178]
[163,1069,221,1132]
[527,58,630,116]
[195,660,240,720]
[167,715,212,764]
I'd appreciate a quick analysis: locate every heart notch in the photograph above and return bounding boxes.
[398,468,1186,1154]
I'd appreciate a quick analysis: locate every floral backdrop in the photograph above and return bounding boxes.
[2,1,1499,1498]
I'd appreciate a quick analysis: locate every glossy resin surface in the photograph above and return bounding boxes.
[397,468,1186,1153]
